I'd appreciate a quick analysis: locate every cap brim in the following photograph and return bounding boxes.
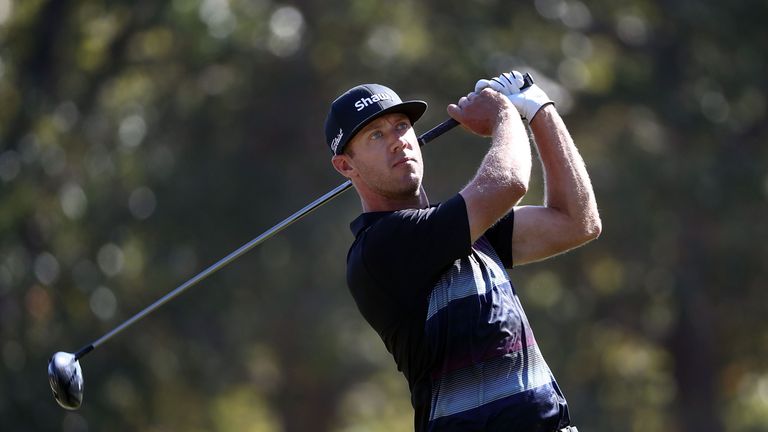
[339,100,427,154]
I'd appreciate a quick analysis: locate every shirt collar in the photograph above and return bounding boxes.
[349,202,439,237]
[350,211,392,237]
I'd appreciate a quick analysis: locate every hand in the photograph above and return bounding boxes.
[447,88,515,137]
[475,71,553,123]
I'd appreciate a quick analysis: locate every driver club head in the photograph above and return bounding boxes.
[48,351,84,410]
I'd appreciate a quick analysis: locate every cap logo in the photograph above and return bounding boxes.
[330,128,343,153]
[354,93,393,111]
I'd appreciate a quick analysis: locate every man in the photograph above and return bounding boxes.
[325,71,601,432]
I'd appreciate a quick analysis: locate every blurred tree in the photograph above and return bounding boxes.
[0,0,766,431]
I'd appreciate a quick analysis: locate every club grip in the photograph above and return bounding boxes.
[417,72,534,146]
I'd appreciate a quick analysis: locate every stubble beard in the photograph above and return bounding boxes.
[376,175,422,201]
[366,163,423,202]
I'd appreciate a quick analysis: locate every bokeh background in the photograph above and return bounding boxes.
[1,0,767,431]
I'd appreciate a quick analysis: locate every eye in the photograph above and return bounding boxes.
[396,121,410,131]
[369,130,383,141]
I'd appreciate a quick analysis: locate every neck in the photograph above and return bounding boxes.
[360,185,430,212]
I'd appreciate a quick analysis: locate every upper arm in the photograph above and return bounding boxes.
[460,182,526,244]
[451,96,532,244]
[511,205,600,265]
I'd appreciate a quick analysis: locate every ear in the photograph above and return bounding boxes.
[331,154,356,179]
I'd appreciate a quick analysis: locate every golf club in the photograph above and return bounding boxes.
[47,73,534,410]
[46,117,459,411]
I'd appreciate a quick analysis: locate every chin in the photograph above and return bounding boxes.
[381,180,421,200]
[401,180,423,197]
[402,174,422,192]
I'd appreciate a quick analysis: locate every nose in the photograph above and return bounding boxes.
[389,130,411,153]
[389,137,404,153]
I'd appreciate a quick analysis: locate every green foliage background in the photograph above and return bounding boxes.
[1,0,766,431]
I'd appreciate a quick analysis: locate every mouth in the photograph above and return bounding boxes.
[393,157,417,168]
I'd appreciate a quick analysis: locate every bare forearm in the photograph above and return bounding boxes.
[448,88,534,242]
[460,110,532,242]
[468,111,532,197]
[530,105,601,235]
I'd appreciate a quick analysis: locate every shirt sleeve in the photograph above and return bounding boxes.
[358,193,472,311]
[483,209,515,268]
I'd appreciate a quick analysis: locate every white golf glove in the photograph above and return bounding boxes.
[475,71,553,123]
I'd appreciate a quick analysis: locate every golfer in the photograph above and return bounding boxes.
[325,71,600,432]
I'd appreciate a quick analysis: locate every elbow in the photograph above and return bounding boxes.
[505,176,529,203]
[579,210,602,242]
[563,207,601,247]
[563,217,600,252]
[586,216,602,240]
[486,175,528,204]
[510,179,528,202]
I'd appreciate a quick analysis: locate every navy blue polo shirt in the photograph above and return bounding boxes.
[346,193,571,432]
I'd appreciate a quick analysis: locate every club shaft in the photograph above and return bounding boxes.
[418,118,459,147]
[73,117,460,360]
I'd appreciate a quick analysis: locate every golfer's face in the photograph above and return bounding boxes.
[347,113,423,198]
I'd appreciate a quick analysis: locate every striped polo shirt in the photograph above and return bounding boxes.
[347,194,570,431]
